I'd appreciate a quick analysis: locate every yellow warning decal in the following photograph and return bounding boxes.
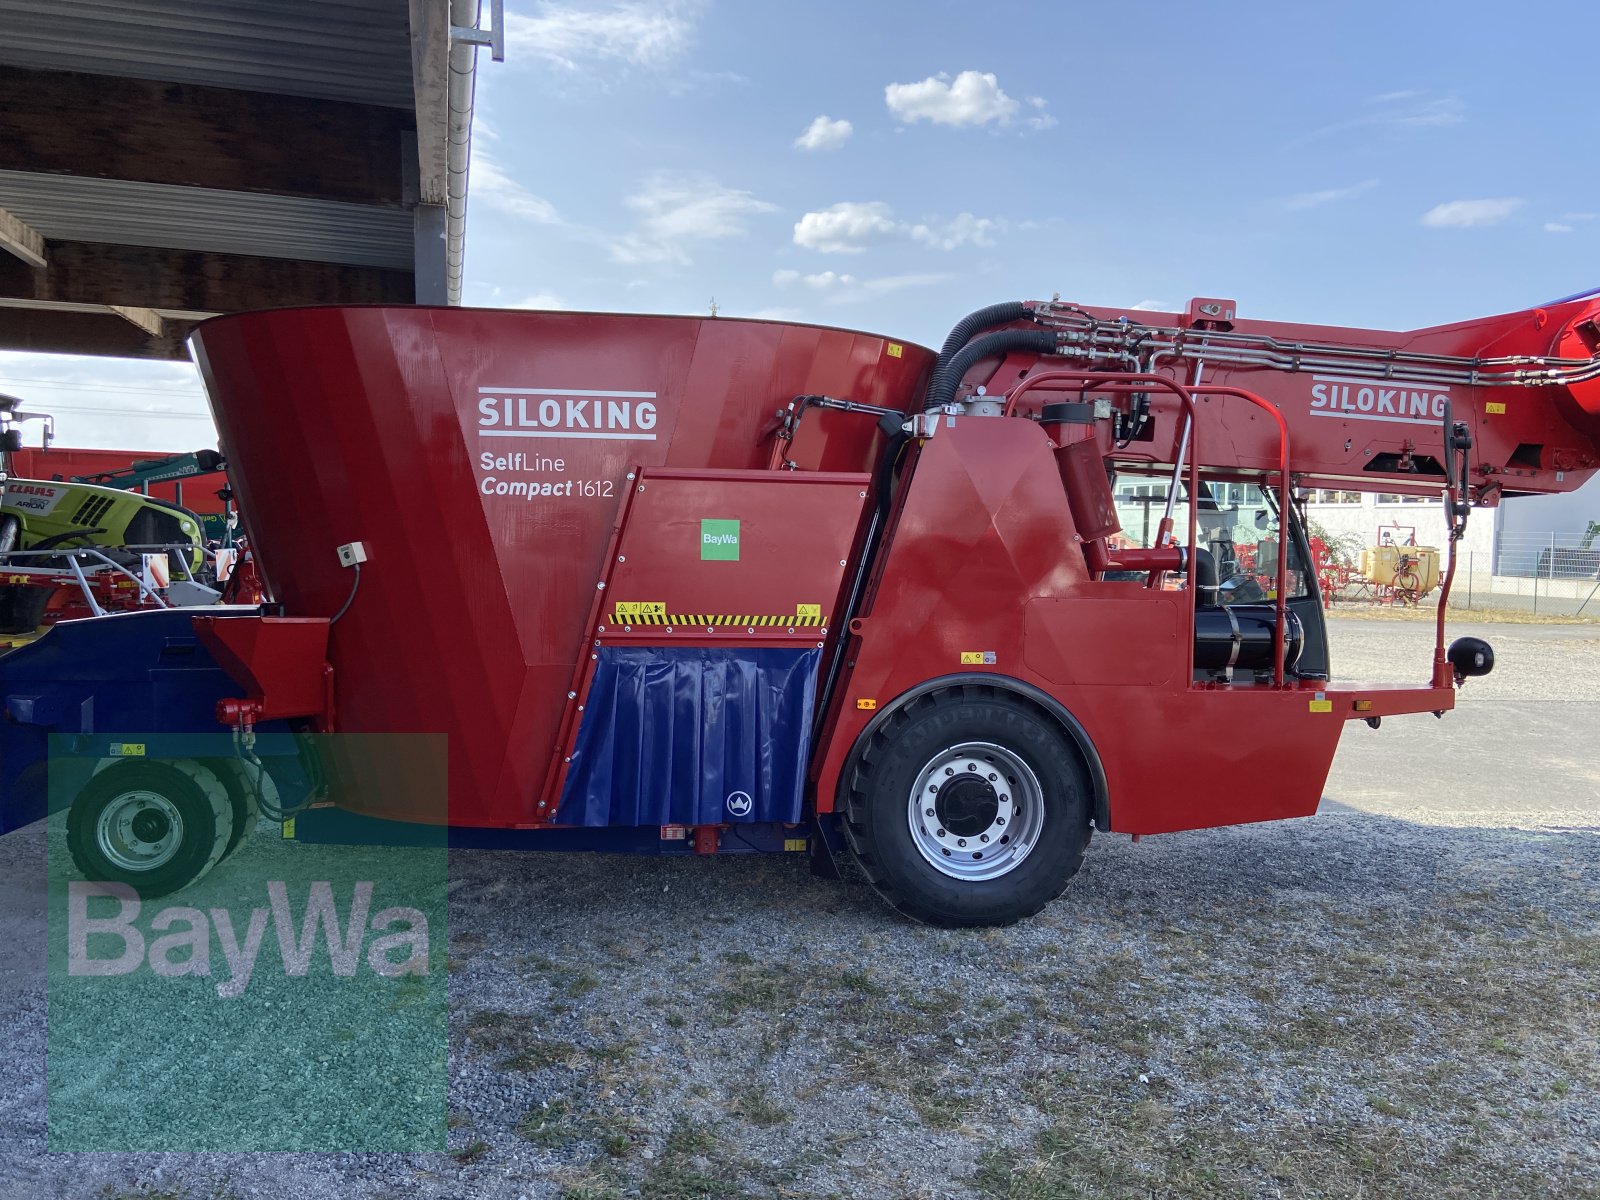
[616,611,830,628]
[282,817,297,839]
[960,651,996,665]
[783,838,809,852]
[110,743,146,757]
[797,603,822,619]
[855,698,878,710]
[1485,402,1507,415]
[613,601,666,622]
[886,342,904,359]
[1309,699,1333,713]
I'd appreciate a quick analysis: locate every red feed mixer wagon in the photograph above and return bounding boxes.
[5,291,1598,925]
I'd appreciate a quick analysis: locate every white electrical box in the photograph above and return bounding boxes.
[336,541,368,567]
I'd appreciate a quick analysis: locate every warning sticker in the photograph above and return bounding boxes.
[614,601,667,622]
[614,610,829,628]
[1485,402,1507,415]
[886,343,904,359]
[960,651,997,666]
[797,603,822,619]
[1309,693,1333,713]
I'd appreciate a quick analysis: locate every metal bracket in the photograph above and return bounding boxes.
[451,0,505,61]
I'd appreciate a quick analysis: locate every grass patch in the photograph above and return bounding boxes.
[451,1138,490,1165]
[728,1084,790,1128]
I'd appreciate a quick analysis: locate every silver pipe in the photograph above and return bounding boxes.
[446,0,485,305]
[1162,358,1200,534]
[65,554,107,618]
[1033,312,1600,389]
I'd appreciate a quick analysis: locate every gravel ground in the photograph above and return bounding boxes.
[1,616,1596,1200]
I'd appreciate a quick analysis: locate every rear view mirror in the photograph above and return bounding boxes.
[1,430,21,453]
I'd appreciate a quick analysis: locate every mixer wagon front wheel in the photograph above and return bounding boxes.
[66,760,236,899]
[843,688,1092,927]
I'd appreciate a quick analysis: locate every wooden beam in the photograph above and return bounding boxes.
[0,307,193,360]
[109,305,164,337]
[0,206,46,269]
[409,0,451,207]
[0,66,413,207]
[0,240,415,312]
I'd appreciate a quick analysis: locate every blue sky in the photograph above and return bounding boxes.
[4,0,1596,450]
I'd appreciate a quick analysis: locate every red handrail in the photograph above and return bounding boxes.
[1191,384,1291,687]
[1005,372,1294,687]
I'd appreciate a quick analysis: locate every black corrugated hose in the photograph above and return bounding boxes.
[927,329,1060,410]
[927,301,1031,404]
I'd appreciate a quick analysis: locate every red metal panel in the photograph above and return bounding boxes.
[812,416,1452,835]
[191,307,932,827]
[598,468,868,639]
[191,615,329,721]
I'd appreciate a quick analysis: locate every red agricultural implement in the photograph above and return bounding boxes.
[4,292,1597,924]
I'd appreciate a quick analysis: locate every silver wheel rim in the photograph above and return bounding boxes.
[907,741,1045,881]
[94,789,185,872]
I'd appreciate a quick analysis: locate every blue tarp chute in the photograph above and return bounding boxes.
[557,646,821,828]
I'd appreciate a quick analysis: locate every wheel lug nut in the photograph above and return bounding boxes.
[988,773,997,781]
[996,816,1006,826]
[925,808,935,817]
[957,838,967,847]
[980,834,989,843]
[936,828,946,838]
[944,767,954,776]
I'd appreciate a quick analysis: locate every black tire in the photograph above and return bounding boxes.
[202,758,268,862]
[66,760,235,898]
[0,584,51,635]
[842,687,1092,927]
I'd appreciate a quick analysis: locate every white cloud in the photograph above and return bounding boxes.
[0,352,214,451]
[509,292,569,309]
[504,1,696,71]
[473,157,562,224]
[1373,92,1463,128]
[1281,179,1378,211]
[885,70,1020,127]
[1421,198,1523,229]
[910,213,998,251]
[1130,300,1170,312]
[1547,212,1597,233]
[795,115,853,151]
[1024,96,1056,131]
[793,202,1001,253]
[773,269,956,305]
[793,201,903,253]
[1298,91,1464,145]
[608,172,776,264]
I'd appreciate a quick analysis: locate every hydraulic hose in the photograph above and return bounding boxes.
[927,329,1060,411]
[928,301,1031,405]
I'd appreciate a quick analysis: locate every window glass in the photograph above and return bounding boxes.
[1109,470,1310,601]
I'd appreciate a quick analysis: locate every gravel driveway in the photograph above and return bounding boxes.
[2,614,1596,1199]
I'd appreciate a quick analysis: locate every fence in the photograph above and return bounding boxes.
[1330,531,1600,617]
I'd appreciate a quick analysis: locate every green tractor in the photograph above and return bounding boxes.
[0,396,208,636]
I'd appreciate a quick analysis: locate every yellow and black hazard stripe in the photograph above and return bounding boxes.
[615,609,829,628]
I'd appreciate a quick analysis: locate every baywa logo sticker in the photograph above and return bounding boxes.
[725,790,753,817]
[701,518,739,561]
